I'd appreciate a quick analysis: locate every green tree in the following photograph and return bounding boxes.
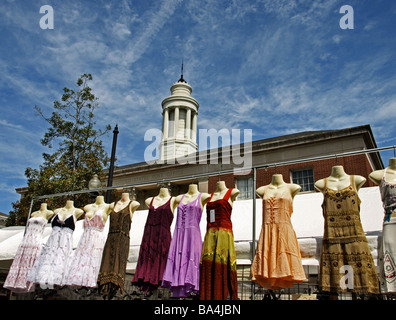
[7,74,112,226]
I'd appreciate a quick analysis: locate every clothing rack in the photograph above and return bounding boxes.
[23,145,395,299]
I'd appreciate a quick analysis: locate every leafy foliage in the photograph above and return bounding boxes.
[7,74,113,226]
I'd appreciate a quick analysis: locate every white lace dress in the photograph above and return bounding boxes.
[64,210,107,287]
[27,211,76,288]
[3,217,47,293]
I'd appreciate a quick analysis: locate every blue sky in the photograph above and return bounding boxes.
[0,0,395,215]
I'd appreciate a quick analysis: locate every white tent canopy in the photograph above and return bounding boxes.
[0,187,385,271]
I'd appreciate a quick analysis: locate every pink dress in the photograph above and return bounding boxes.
[64,209,107,287]
[4,216,47,293]
[162,193,203,297]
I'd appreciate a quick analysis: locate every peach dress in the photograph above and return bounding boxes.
[252,187,306,290]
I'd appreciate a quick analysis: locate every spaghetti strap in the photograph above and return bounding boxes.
[196,192,202,202]
[208,192,214,202]
[194,193,202,207]
[350,175,356,192]
[223,188,233,201]
[149,197,155,207]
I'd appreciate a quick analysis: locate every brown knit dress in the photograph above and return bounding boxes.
[97,201,132,299]
[319,176,380,294]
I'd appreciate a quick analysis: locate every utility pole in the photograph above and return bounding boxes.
[106,124,119,203]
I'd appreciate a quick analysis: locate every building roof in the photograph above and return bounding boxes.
[111,124,383,175]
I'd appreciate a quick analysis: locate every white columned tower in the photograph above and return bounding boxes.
[159,71,199,161]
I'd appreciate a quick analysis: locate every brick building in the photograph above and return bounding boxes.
[111,123,383,207]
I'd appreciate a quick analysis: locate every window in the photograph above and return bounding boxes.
[236,177,253,199]
[177,109,186,139]
[291,169,315,192]
[168,109,175,137]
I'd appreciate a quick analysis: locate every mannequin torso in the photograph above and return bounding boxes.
[31,203,54,221]
[110,193,140,219]
[54,200,84,221]
[256,174,301,199]
[369,158,396,185]
[209,181,240,206]
[315,165,366,192]
[175,184,211,210]
[145,188,176,213]
[84,196,112,224]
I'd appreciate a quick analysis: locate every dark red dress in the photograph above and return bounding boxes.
[132,197,174,291]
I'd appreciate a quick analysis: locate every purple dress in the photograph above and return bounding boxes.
[162,193,203,297]
[132,197,174,291]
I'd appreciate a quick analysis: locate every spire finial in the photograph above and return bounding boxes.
[178,58,186,83]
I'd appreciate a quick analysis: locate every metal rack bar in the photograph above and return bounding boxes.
[30,144,395,202]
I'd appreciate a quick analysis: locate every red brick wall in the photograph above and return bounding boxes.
[207,154,376,192]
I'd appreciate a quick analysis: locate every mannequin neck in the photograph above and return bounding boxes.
[158,188,170,198]
[389,158,396,170]
[121,193,130,202]
[270,174,285,186]
[95,195,105,205]
[330,165,348,178]
[215,181,227,192]
[64,200,74,209]
[40,203,48,211]
[188,184,199,194]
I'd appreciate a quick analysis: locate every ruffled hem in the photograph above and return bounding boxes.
[252,276,304,290]
[162,280,198,297]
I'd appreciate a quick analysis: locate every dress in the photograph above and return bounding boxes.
[162,193,203,297]
[97,201,132,299]
[132,197,174,291]
[251,187,306,290]
[199,188,238,300]
[64,209,107,288]
[4,216,47,293]
[318,176,380,294]
[27,210,76,287]
[378,169,396,293]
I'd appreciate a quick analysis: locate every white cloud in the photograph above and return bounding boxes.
[332,35,341,44]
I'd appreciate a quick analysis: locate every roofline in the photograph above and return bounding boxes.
[111,124,383,174]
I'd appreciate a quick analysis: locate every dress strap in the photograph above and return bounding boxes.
[223,188,233,201]
[195,192,202,205]
[349,175,356,192]
[149,197,155,207]
[208,192,214,202]
[383,167,388,182]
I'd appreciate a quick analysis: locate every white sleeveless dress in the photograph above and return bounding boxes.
[64,209,107,287]
[3,216,47,292]
[27,210,76,287]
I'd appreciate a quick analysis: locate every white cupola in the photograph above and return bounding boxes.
[159,68,199,161]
